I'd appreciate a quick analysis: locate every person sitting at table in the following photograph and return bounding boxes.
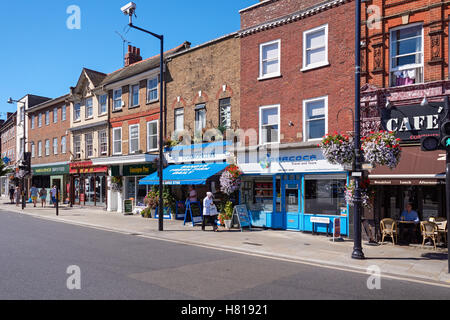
[399,203,419,243]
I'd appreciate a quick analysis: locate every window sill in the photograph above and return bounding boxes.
[301,62,330,72]
[129,105,140,110]
[73,119,81,123]
[112,109,123,113]
[85,117,94,121]
[257,74,282,81]
[146,99,159,105]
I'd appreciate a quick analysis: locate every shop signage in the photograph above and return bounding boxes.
[123,164,154,177]
[233,205,252,231]
[166,141,231,164]
[380,103,443,141]
[32,165,69,176]
[371,179,445,186]
[69,161,108,174]
[238,148,343,174]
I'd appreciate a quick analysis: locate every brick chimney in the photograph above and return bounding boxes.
[125,45,142,67]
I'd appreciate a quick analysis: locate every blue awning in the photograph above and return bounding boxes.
[139,163,229,186]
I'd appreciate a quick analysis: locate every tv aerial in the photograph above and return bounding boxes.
[115,30,132,61]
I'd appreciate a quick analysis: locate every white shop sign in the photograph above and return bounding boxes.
[237,148,343,174]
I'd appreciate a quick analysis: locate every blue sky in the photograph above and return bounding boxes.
[0,0,255,118]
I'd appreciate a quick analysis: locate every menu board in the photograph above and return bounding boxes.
[184,201,203,226]
[124,199,133,215]
[233,205,252,231]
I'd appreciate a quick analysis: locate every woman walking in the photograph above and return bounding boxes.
[14,186,20,207]
[39,187,47,208]
[202,192,218,232]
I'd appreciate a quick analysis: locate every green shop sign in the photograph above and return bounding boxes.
[123,164,155,177]
[32,165,69,176]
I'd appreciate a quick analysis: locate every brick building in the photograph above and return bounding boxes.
[237,0,356,233]
[94,43,189,212]
[27,94,71,203]
[163,33,240,205]
[0,112,17,197]
[360,0,450,228]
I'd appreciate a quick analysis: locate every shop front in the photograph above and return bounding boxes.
[69,161,108,207]
[238,147,349,235]
[31,163,70,203]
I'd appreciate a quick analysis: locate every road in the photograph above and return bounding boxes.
[0,210,449,301]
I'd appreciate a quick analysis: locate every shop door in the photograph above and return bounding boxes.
[283,180,301,230]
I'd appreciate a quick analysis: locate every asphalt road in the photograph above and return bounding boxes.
[0,210,449,301]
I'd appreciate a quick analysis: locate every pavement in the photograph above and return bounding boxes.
[1,198,450,287]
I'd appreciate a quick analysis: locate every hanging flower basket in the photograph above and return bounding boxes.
[361,131,401,169]
[319,133,354,166]
[345,178,373,208]
[220,165,243,196]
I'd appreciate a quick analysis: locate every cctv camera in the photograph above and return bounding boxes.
[121,2,136,16]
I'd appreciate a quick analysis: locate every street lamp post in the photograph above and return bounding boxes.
[7,98,27,210]
[352,0,365,260]
[122,2,165,231]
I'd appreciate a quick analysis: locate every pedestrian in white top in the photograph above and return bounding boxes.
[202,192,218,232]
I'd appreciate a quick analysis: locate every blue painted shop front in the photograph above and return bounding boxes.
[241,172,349,235]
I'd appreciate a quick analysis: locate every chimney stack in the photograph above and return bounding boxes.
[125,45,143,67]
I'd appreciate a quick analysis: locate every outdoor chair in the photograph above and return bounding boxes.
[380,218,398,245]
[420,221,439,250]
[436,220,447,247]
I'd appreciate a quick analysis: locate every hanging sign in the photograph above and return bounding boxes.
[233,205,252,232]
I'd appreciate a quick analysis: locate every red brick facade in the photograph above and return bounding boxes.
[240,0,355,145]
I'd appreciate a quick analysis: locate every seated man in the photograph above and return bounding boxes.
[400,203,419,243]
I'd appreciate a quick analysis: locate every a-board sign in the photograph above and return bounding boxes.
[124,199,133,215]
[184,201,203,226]
[79,193,85,203]
[176,201,186,220]
[154,207,172,220]
[333,218,341,241]
[233,205,252,231]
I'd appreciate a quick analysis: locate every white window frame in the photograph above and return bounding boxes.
[62,105,66,121]
[303,96,328,142]
[38,113,42,128]
[74,103,81,121]
[113,88,123,111]
[147,76,159,103]
[389,23,424,86]
[31,115,35,129]
[302,24,329,71]
[259,105,280,145]
[31,142,35,158]
[38,141,42,157]
[85,133,93,158]
[147,120,158,152]
[61,136,66,154]
[113,127,122,155]
[85,97,94,119]
[130,84,140,108]
[99,130,108,156]
[53,107,58,123]
[174,108,184,133]
[45,139,50,156]
[53,137,58,155]
[73,135,81,159]
[45,110,50,126]
[129,124,140,154]
[98,94,108,115]
[259,39,281,80]
[219,98,232,129]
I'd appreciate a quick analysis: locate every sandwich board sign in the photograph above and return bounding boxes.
[184,201,203,227]
[333,217,343,242]
[233,205,252,232]
[124,199,133,215]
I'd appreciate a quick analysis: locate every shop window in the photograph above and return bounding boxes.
[390,24,423,87]
[304,175,347,216]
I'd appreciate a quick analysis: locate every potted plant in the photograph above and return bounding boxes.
[111,176,123,192]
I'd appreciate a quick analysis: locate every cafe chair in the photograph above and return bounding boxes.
[436,220,447,246]
[380,218,398,245]
[420,221,439,250]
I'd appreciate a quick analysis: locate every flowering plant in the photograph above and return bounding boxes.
[111,176,123,192]
[319,133,354,166]
[220,165,243,196]
[361,131,401,169]
[345,178,373,208]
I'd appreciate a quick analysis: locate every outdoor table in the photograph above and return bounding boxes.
[396,220,419,244]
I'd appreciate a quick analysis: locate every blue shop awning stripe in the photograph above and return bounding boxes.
[139,163,229,186]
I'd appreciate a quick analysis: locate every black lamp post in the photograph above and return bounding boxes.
[352,0,365,260]
[7,97,27,210]
[122,2,165,231]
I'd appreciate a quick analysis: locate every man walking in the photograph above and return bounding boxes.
[30,185,39,208]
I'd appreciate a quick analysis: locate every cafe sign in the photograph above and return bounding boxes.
[381,103,444,141]
[32,165,69,176]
